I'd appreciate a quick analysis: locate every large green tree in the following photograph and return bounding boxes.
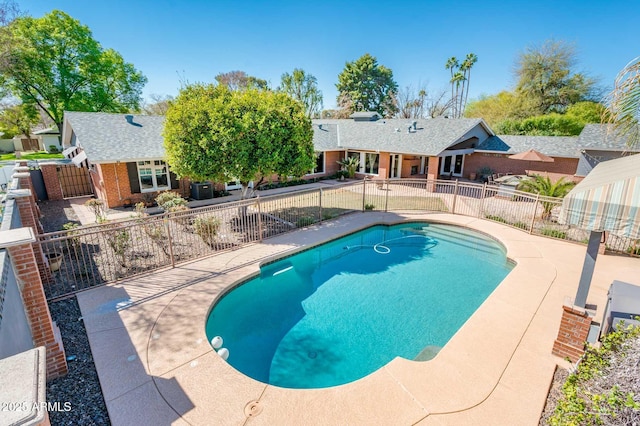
[279,68,323,118]
[163,84,315,198]
[336,53,398,117]
[0,10,147,132]
[141,94,174,115]
[605,56,640,149]
[214,70,269,91]
[515,40,597,114]
[0,102,39,138]
[465,91,536,127]
[495,101,606,136]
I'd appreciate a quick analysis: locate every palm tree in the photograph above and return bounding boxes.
[460,53,478,116]
[450,72,466,118]
[518,175,575,218]
[605,56,640,149]
[337,156,360,178]
[445,57,459,117]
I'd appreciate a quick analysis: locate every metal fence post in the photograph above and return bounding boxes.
[384,179,390,212]
[452,179,459,214]
[362,178,367,211]
[319,188,323,222]
[529,193,540,234]
[479,183,487,218]
[164,215,176,268]
[257,196,263,242]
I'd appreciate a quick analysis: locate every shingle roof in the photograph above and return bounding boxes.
[476,135,580,158]
[64,112,165,163]
[311,118,492,156]
[577,124,640,151]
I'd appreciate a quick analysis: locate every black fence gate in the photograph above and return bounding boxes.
[57,164,93,198]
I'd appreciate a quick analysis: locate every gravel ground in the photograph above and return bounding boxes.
[539,366,568,425]
[38,199,81,232]
[46,298,110,425]
[40,200,111,425]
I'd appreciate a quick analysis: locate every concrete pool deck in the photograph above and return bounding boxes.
[76,212,640,425]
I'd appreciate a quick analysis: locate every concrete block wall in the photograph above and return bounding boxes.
[552,304,592,362]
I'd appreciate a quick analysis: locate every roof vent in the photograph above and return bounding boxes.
[412,120,417,130]
[318,124,322,130]
[124,114,142,127]
[350,111,381,121]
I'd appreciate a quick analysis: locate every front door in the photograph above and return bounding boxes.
[440,154,464,177]
[389,154,402,179]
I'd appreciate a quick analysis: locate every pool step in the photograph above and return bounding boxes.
[410,226,505,256]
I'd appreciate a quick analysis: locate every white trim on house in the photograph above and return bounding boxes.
[137,159,170,193]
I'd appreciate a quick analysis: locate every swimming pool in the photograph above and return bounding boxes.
[205,222,513,389]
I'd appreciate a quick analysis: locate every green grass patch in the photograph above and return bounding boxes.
[0,151,64,161]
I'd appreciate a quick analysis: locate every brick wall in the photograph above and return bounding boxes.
[40,164,63,201]
[552,304,592,362]
[401,155,422,178]
[7,242,67,379]
[464,153,580,181]
[322,151,342,177]
[97,163,190,208]
[426,156,440,181]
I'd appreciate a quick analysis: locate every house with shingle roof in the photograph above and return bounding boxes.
[60,111,638,209]
[575,124,640,176]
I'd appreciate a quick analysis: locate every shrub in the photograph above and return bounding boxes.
[364,203,375,211]
[84,199,106,223]
[48,145,59,153]
[62,222,81,251]
[155,191,187,211]
[322,211,337,221]
[296,216,316,227]
[213,189,230,198]
[485,214,508,224]
[540,228,567,239]
[337,156,360,178]
[104,225,131,268]
[549,324,640,425]
[193,215,220,246]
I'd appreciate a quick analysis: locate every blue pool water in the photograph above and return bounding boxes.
[205,222,513,389]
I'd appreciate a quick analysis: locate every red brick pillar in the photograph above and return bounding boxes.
[1,227,68,380]
[552,303,592,362]
[40,163,63,201]
[13,170,44,234]
[426,156,440,192]
[8,189,53,284]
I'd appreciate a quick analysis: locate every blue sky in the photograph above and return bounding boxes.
[20,0,639,109]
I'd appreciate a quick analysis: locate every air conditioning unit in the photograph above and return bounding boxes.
[190,182,213,200]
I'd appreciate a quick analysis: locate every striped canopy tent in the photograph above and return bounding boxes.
[558,153,640,307]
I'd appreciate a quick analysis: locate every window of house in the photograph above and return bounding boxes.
[345,151,379,175]
[411,165,418,175]
[363,152,379,174]
[137,160,169,192]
